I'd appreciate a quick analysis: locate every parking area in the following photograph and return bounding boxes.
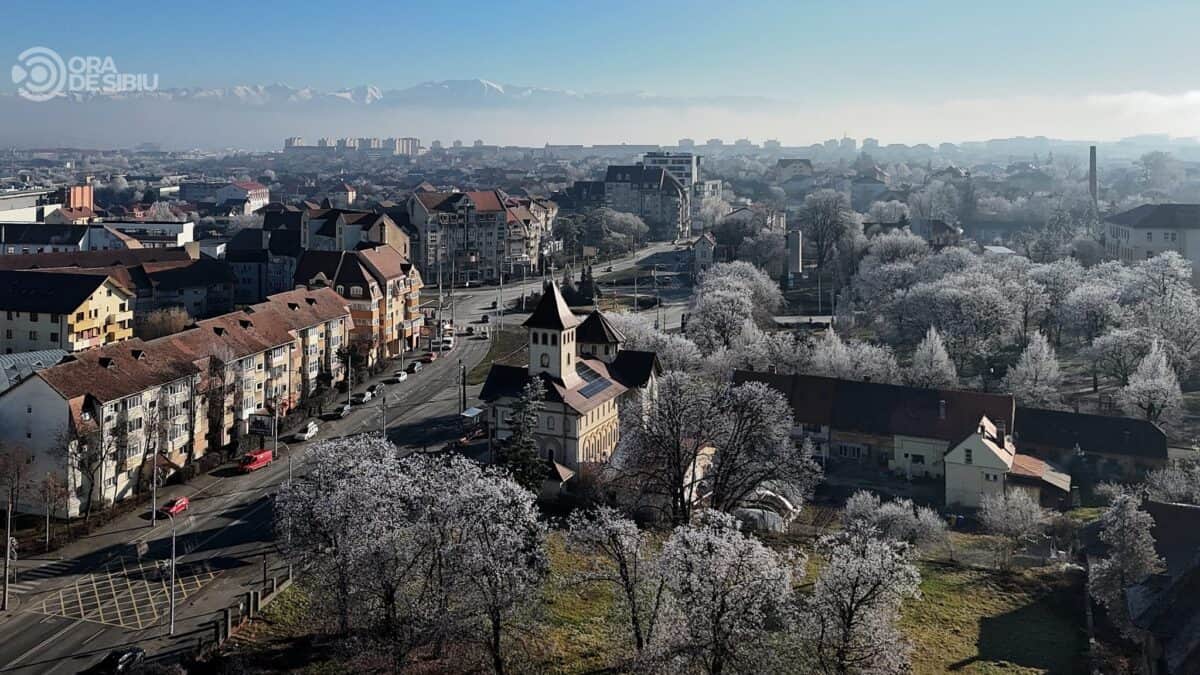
[33,556,220,630]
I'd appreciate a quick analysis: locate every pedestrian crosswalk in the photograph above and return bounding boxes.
[4,559,75,595]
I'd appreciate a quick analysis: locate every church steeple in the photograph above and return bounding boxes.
[523,281,580,385]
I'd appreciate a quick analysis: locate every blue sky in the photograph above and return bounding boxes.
[4,0,1199,100]
[4,1,1200,146]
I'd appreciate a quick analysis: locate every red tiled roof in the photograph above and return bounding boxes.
[230,181,267,192]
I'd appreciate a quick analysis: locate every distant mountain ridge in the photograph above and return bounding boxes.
[1,78,775,108]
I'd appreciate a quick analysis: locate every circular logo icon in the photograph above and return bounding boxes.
[11,47,66,102]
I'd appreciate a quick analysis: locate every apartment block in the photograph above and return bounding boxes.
[0,270,134,353]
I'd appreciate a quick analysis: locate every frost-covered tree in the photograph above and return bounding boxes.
[276,440,547,671]
[809,330,900,384]
[658,511,803,674]
[614,373,820,526]
[1124,250,1192,303]
[1144,460,1200,505]
[1119,341,1183,423]
[566,507,666,653]
[867,200,910,225]
[841,490,946,551]
[889,270,1015,367]
[687,288,757,355]
[698,196,733,231]
[498,377,548,493]
[979,490,1047,569]
[606,312,702,372]
[1087,328,1158,387]
[698,261,785,321]
[1029,258,1084,344]
[799,531,921,675]
[740,330,812,375]
[1088,493,1163,637]
[1064,282,1122,345]
[906,326,957,389]
[1002,331,1063,409]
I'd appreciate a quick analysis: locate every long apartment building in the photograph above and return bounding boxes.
[0,288,351,517]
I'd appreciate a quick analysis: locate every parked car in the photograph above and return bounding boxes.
[441,336,456,350]
[392,370,409,382]
[466,326,475,335]
[481,313,490,323]
[407,361,423,374]
[329,404,349,419]
[239,448,273,473]
[90,647,145,674]
[366,383,383,395]
[350,392,369,405]
[161,496,189,517]
[424,352,438,363]
[293,420,319,442]
[605,265,614,272]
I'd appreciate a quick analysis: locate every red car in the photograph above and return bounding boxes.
[239,448,274,473]
[161,496,189,517]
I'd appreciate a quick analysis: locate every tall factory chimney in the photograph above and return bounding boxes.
[1088,145,1098,206]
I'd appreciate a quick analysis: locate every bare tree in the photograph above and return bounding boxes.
[134,307,192,340]
[800,189,854,272]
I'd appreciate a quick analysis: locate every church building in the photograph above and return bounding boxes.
[481,282,660,484]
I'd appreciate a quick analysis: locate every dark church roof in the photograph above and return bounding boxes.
[576,310,625,344]
[523,282,580,331]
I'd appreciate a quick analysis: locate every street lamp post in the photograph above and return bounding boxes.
[167,512,177,635]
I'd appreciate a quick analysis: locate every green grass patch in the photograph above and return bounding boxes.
[903,564,1087,675]
[466,327,527,385]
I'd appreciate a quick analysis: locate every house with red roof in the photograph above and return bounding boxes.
[215,180,270,214]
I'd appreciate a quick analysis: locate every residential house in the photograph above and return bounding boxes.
[944,415,1071,509]
[407,189,543,283]
[692,232,716,279]
[481,283,660,491]
[0,270,133,353]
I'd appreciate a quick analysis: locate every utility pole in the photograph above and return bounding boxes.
[459,359,466,415]
[347,359,353,407]
[44,477,50,550]
[2,494,11,611]
[150,462,158,528]
[379,391,387,436]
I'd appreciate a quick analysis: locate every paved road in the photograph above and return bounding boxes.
[0,242,686,673]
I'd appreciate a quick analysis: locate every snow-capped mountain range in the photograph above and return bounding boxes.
[2,78,770,107]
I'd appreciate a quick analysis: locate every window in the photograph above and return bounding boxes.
[548,416,555,430]
[963,448,973,464]
[351,286,363,297]
[118,303,126,312]
[551,334,558,346]
[50,314,59,322]
[29,312,37,322]
[1147,232,1153,241]
[4,330,10,340]
[4,311,10,320]
[984,473,1000,482]
[49,332,58,342]
[28,331,37,340]
[75,311,84,322]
